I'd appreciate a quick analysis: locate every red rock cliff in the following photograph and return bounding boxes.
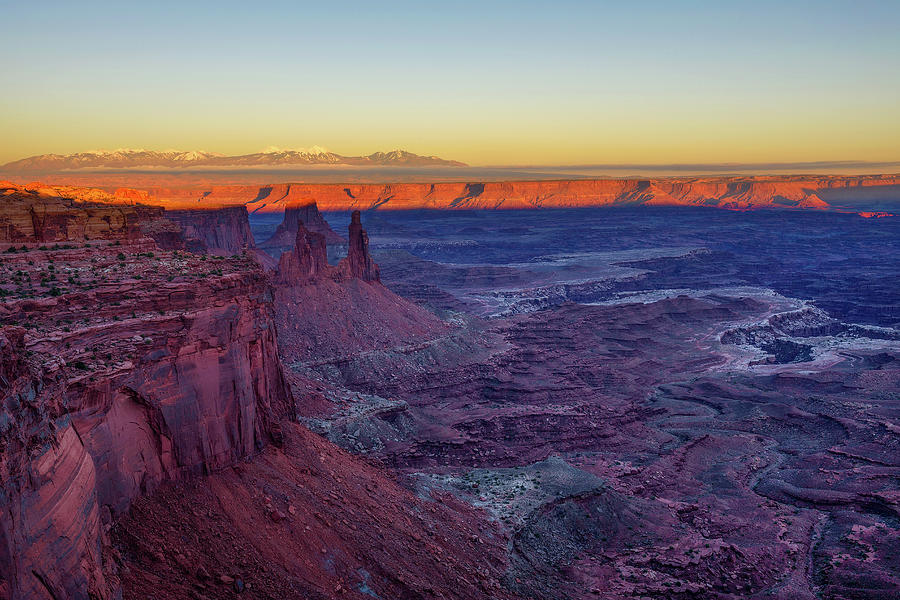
[83,175,900,213]
[0,181,183,246]
[0,245,292,600]
[165,205,256,255]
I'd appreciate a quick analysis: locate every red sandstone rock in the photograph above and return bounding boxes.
[165,206,256,255]
[340,210,380,282]
[111,187,151,203]
[0,244,292,600]
[275,209,380,285]
[8,175,899,216]
[26,175,894,214]
[5,426,109,599]
[7,171,896,600]
[275,223,328,284]
[272,209,443,363]
[113,424,517,600]
[0,181,182,246]
[259,200,344,257]
[0,326,26,387]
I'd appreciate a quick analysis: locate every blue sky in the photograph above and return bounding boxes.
[1,1,898,165]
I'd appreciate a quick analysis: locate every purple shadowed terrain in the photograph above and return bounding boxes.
[253,206,900,600]
[2,190,897,599]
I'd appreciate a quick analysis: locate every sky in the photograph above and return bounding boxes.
[1,0,898,166]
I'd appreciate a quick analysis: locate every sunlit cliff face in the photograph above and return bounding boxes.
[5,177,897,217]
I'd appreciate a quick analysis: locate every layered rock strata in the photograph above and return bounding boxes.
[85,175,900,213]
[165,206,257,255]
[0,181,182,247]
[0,243,291,600]
[275,224,328,285]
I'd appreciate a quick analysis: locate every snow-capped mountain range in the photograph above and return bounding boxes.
[0,147,467,172]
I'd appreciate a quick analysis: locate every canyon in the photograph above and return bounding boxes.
[1,178,898,600]
[6,174,900,217]
[0,184,513,600]
[0,236,292,598]
[269,205,900,599]
[16,175,900,216]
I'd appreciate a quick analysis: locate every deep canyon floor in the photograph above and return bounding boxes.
[252,207,900,599]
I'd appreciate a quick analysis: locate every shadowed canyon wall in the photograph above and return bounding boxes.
[166,206,257,255]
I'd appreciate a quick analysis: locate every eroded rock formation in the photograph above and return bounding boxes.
[49,175,899,214]
[340,210,380,282]
[0,241,291,599]
[276,209,379,285]
[165,206,257,255]
[272,210,443,364]
[0,181,182,247]
[259,200,344,257]
[275,223,328,285]
[0,186,430,600]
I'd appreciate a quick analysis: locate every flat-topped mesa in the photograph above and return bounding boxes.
[77,175,900,215]
[340,210,380,282]
[260,201,344,255]
[275,222,329,284]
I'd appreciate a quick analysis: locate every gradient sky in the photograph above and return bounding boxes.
[1,0,898,166]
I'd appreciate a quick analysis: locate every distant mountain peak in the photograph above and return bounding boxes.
[0,147,467,172]
[261,145,332,155]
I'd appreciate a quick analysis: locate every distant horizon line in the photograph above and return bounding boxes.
[481,160,900,172]
[2,148,900,174]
